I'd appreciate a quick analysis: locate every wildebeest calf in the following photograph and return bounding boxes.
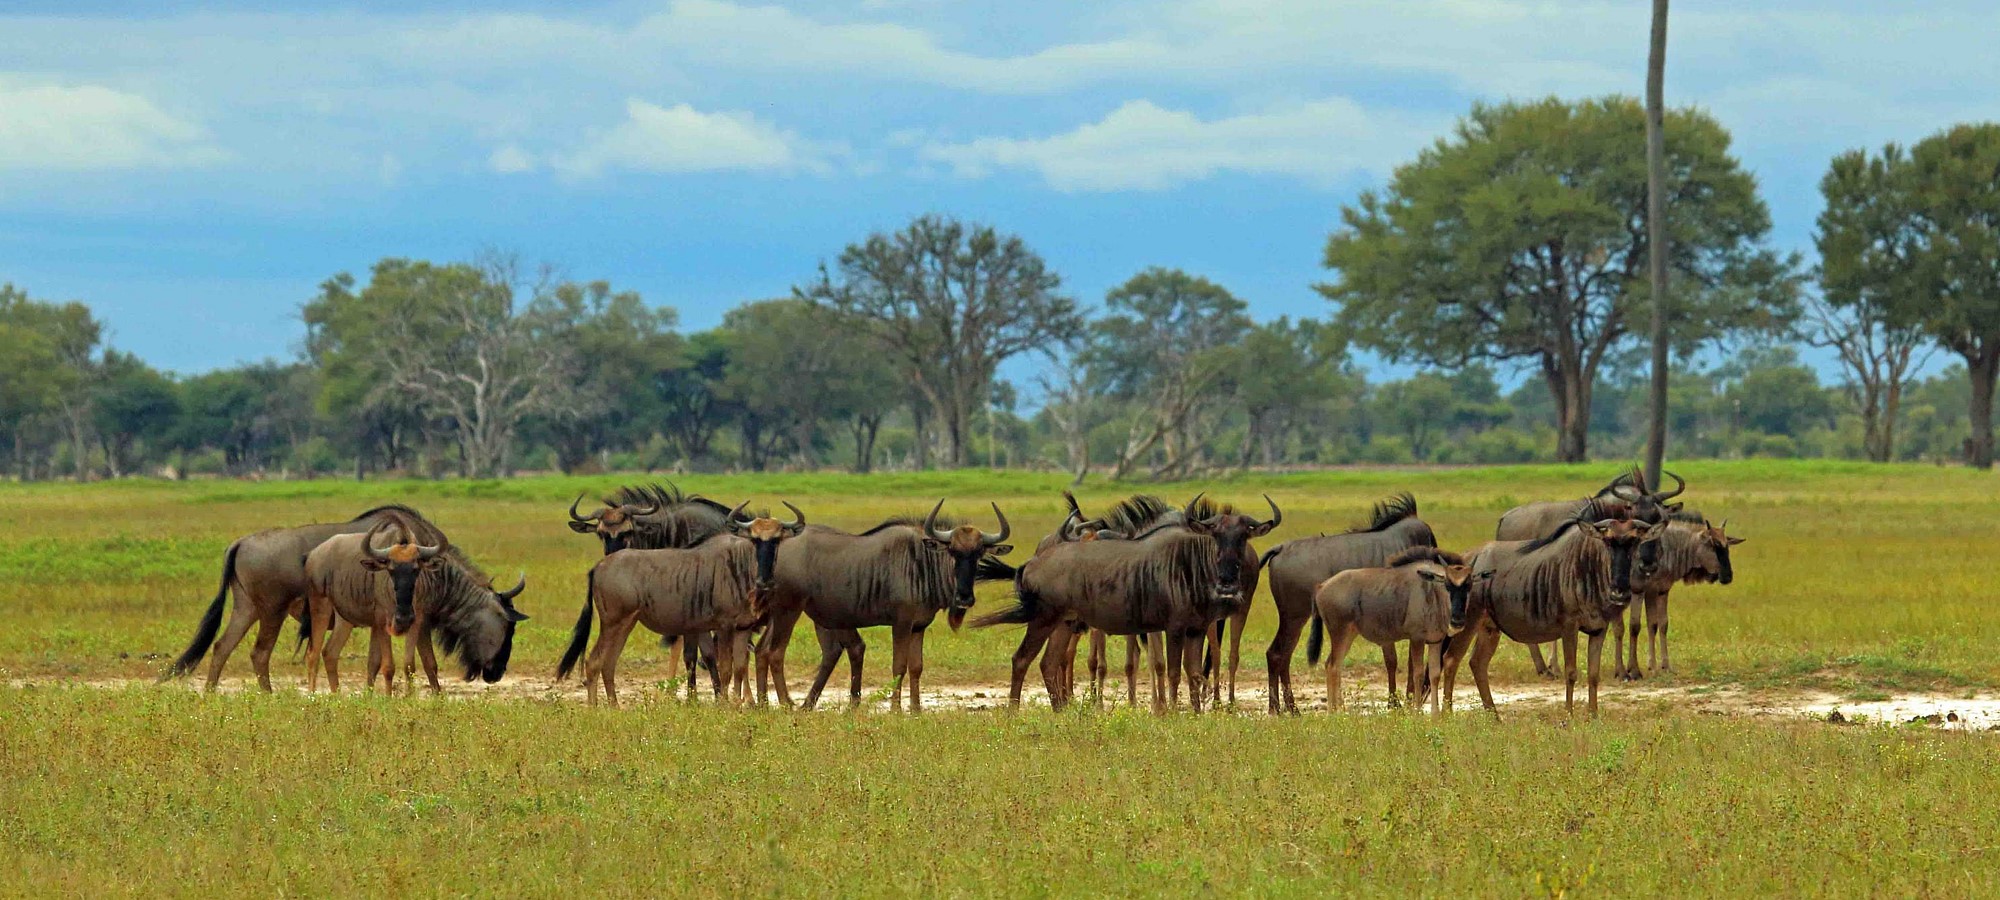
[1314,546,1488,713]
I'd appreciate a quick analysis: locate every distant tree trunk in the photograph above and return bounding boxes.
[1642,0,1672,489]
[1545,358,1594,464]
[911,401,931,470]
[1966,345,1999,469]
[850,415,881,474]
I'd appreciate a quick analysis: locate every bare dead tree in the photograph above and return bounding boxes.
[1805,292,1932,462]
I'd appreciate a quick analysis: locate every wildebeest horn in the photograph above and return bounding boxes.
[1259,494,1282,529]
[1657,470,1687,500]
[415,541,443,560]
[924,498,952,542]
[629,495,661,516]
[497,572,526,601]
[729,500,754,525]
[981,503,1010,546]
[1058,509,1084,541]
[568,494,600,524]
[781,500,806,531]
[1183,492,1207,522]
[364,522,393,559]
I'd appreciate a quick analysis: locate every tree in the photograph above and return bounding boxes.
[1233,318,1352,471]
[654,329,733,468]
[531,281,678,472]
[1084,268,1251,480]
[1819,125,2000,467]
[303,256,575,478]
[1643,0,1672,488]
[0,284,102,479]
[1803,288,1931,462]
[1718,347,1834,438]
[1320,97,1797,461]
[91,349,179,477]
[0,318,63,480]
[798,214,1083,468]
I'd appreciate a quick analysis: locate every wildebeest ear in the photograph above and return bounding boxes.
[566,520,596,534]
[1417,569,1443,582]
[984,544,1013,557]
[1725,536,1745,546]
[504,607,529,622]
[1477,570,1496,581]
[1663,502,1685,514]
[359,555,392,571]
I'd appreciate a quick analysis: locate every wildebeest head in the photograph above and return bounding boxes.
[566,492,662,553]
[1608,468,1687,524]
[1181,493,1281,603]
[1689,519,1744,585]
[923,499,1012,629]
[1578,516,1669,608]
[1398,547,1494,631]
[451,572,528,684]
[726,500,807,590]
[359,521,445,635]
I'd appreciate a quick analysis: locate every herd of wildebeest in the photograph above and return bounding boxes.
[160,469,1743,717]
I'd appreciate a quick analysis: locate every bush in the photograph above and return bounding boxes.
[1359,435,1413,464]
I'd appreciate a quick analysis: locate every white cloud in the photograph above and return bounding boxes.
[550,99,825,178]
[923,98,1439,191]
[488,144,536,174]
[0,82,227,171]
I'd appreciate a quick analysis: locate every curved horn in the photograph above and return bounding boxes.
[496,572,526,601]
[1260,494,1283,529]
[568,493,600,524]
[1058,509,1084,542]
[924,498,952,542]
[729,500,754,524]
[628,494,661,516]
[363,521,393,559]
[415,540,443,560]
[981,503,1011,546]
[781,500,806,531]
[1183,492,1207,522]
[1657,470,1687,501]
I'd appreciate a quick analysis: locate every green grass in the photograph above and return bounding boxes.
[2,685,1997,897]
[5,461,2000,895]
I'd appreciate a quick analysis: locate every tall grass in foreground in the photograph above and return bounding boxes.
[1,686,1994,897]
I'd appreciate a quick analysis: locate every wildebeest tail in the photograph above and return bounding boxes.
[975,556,1017,583]
[555,570,596,680]
[163,542,239,680]
[1259,545,1283,569]
[969,586,1039,628]
[1305,608,1325,666]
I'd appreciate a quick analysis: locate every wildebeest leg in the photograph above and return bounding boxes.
[1468,625,1503,714]
[323,618,354,694]
[1146,632,1168,715]
[1560,632,1580,716]
[1165,632,1184,709]
[1425,642,1444,713]
[1528,642,1557,678]
[1585,629,1605,718]
[1650,589,1672,673]
[588,613,640,709]
[203,592,261,692]
[756,608,803,708]
[1125,635,1142,708]
[1180,628,1206,714]
[1005,623,1051,708]
[304,587,332,693]
[1265,609,1307,716]
[1381,641,1400,709]
[1038,626,1078,712]
[907,625,929,713]
[1226,607,1247,708]
[697,632,722,699]
[713,628,738,706]
[371,627,396,694]
[887,622,913,713]
[1404,641,1421,699]
[1616,603,1637,680]
[1438,626,1475,713]
[1322,623,1359,712]
[1087,629,1107,708]
[248,604,289,693]
[414,619,442,695]
[800,626,845,711]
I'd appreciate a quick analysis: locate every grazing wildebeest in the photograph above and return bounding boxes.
[974,495,1278,714]
[567,482,736,695]
[1314,547,1489,713]
[1497,468,1685,677]
[1263,493,1437,714]
[556,503,805,706]
[755,500,1012,713]
[303,521,527,693]
[161,504,452,691]
[1615,512,1743,679]
[1440,515,1667,717]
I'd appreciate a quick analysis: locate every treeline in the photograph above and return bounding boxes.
[4,97,1999,481]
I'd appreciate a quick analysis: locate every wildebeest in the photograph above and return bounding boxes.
[1616,512,1743,679]
[755,500,1012,713]
[974,495,1277,714]
[162,504,451,691]
[1263,493,1437,714]
[303,521,528,693]
[566,482,736,695]
[1440,515,1667,717]
[1496,468,1684,677]
[1314,546,1489,713]
[556,503,805,706]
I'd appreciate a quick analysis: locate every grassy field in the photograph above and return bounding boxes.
[3,461,1999,895]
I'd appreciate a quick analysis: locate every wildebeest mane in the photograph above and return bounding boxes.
[1346,492,1419,534]
[1098,494,1176,534]
[1388,546,1465,568]
[421,559,513,681]
[610,481,735,550]
[860,513,963,536]
[1667,508,1708,525]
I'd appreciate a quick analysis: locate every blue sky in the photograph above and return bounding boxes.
[2,0,1995,384]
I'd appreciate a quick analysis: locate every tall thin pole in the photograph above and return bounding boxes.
[1643,0,1671,489]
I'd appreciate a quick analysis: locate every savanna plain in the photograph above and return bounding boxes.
[3,461,1998,896]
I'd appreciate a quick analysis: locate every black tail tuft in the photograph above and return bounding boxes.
[1259,545,1283,570]
[1306,608,1325,667]
[164,542,238,680]
[975,556,1018,583]
[969,586,1039,628]
[555,569,596,680]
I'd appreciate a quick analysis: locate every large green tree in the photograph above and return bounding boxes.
[1085,268,1251,480]
[91,349,180,477]
[798,214,1083,468]
[1819,124,2000,467]
[1320,96,1797,461]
